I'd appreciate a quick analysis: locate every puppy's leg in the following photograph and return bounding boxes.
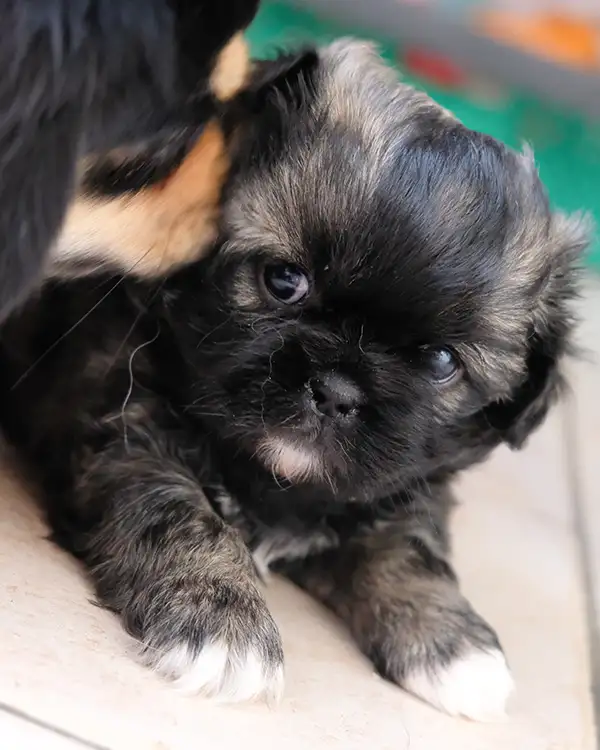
[60,404,283,702]
[282,486,513,721]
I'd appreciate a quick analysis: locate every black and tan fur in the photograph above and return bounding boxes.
[0,41,587,716]
[50,29,255,281]
[0,0,258,321]
[52,120,234,278]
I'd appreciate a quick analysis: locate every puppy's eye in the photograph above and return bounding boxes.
[262,263,310,305]
[421,346,461,384]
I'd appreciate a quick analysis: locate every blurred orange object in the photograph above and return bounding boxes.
[477,11,600,71]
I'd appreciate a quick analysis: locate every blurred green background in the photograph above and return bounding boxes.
[246,1,600,269]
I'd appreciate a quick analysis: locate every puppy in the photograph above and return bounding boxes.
[0,41,587,719]
[0,0,258,320]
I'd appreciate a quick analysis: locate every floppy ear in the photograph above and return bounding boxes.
[226,48,321,136]
[243,49,320,109]
[482,211,589,449]
[483,330,565,449]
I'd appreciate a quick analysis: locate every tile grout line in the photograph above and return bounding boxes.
[562,391,600,749]
[0,702,110,750]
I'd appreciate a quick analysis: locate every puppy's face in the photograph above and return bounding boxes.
[173,41,586,498]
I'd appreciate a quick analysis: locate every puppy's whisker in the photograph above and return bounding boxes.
[278,412,301,427]
[270,468,286,490]
[103,281,168,379]
[121,324,161,452]
[357,324,366,356]
[194,317,233,349]
[10,275,128,390]
[9,246,160,390]
[259,331,285,431]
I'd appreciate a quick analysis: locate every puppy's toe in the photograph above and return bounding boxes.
[154,638,284,705]
[137,575,285,705]
[404,648,513,721]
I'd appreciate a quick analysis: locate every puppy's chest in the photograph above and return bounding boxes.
[204,479,384,577]
[205,485,335,576]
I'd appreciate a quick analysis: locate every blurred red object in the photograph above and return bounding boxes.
[404,47,468,87]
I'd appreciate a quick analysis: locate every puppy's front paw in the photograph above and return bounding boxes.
[403,647,513,722]
[372,593,513,721]
[131,577,284,704]
[155,635,284,705]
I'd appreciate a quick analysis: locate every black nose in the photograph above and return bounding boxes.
[310,373,362,419]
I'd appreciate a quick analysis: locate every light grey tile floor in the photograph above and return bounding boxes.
[568,274,600,727]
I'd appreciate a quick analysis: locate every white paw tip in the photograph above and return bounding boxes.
[153,640,284,705]
[404,649,514,722]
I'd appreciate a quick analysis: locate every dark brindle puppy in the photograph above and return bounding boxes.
[0,42,587,718]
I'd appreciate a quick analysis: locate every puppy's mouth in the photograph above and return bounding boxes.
[256,436,325,484]
[255,401,357,486]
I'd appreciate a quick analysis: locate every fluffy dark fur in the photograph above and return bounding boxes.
[0,41,587,716]
[0,0,259,320]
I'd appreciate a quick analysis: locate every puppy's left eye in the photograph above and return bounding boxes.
[262,263,310,305]
[421,346,461,384]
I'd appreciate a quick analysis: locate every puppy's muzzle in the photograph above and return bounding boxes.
[306,372,362,421]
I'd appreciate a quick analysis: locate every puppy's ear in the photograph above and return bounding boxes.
[483,331,564,449]
[242,48,320,111]
[483,212,589,449]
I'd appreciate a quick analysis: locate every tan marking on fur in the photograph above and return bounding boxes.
[210,33,250,102]
[54,122,230,277]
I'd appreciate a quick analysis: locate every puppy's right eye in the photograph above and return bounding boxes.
[420,346,461,384]
[262,263,310,305]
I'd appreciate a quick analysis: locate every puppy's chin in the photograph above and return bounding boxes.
[256,437,325,484]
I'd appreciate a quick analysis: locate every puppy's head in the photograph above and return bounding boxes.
[171,41,586,496]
